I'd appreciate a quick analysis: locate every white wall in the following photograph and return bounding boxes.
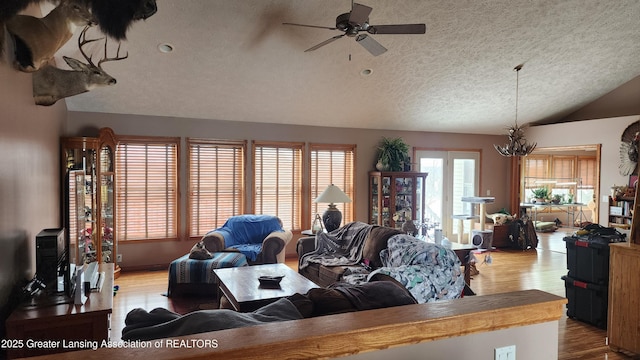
[343,321,558,360]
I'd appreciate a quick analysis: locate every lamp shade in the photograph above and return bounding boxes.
[314,184,351,232]
[314,184,352,204]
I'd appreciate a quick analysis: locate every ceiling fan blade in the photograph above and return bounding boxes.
[282,22,337,30]
[349,3,372,25]
[305,34,345,52]
[355,34,387,56]
[367,24,426,34]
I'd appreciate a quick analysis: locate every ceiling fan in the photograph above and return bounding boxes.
[283,1,426,56]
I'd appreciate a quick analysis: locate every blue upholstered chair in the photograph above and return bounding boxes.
[167,215,292,297]
[200,214,292,265]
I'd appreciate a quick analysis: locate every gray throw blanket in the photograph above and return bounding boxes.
[121,298,303,341]
[299,221,373,271]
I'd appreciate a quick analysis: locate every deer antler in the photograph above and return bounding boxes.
[98,36,129,69]
[77,25,103,68]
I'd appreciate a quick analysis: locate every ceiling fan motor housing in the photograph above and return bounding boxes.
[336,12,367,36]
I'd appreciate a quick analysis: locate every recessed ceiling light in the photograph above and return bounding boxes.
[361,68,373,76]
[158,43,174,53]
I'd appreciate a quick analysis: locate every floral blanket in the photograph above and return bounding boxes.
[367,234,464,303]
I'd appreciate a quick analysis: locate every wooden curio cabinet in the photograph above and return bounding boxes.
[62,128,120,278]
[369,171,428,230]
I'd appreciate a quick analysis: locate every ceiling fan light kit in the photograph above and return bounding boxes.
[283,2,426,57]
[494,64,537,157]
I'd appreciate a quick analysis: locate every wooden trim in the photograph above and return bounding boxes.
[510,156,521,214]
[38,290,565,360]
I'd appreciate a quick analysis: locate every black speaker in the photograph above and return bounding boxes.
[36,228,65,292]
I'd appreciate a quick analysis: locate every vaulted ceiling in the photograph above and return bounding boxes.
[54,0,640,134]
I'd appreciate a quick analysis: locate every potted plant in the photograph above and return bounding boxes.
[376,137,410,172]
[551,193,563,204]
[531,187,549,203]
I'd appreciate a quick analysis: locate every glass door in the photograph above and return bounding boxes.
[417,150,480,240]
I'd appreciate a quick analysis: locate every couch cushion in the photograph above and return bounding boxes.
[227,243,262,262]
[319,265,347,283]
[362,226,403,269]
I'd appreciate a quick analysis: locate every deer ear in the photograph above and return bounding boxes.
[63,56,87,71]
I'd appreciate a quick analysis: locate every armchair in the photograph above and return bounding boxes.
[200,214,292,265]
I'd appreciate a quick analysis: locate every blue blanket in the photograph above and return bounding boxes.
[207,214,284,261]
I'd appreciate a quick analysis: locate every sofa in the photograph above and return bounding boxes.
[298,222,466,303]
[297,224,403,287]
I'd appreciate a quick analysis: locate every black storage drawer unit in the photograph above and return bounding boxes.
[562,275,608,329]
[563,236,610,284]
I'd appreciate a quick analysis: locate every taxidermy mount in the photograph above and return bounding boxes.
[1,0,157,60]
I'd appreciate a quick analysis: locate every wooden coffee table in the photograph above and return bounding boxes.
[214,263,319,312]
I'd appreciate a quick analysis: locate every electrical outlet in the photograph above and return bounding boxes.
[117,254,122,262]
[487,189,491,196]
[494,345,516,360]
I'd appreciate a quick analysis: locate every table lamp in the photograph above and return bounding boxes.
[314,184,351,232]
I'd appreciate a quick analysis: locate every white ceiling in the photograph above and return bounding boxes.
[55,0,640,135]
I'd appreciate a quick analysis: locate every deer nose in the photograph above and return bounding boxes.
[109,79,117,85]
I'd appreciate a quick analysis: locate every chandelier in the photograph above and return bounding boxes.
[494,64,537,157]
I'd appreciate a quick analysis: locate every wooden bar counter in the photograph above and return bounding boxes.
[34,289,565,360]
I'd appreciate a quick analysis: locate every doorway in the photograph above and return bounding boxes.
[416,150,480,240]
[520,145,601,227]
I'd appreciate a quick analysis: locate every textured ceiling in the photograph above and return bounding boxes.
[54,0,640,135]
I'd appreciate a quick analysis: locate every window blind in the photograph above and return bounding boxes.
[310,144,355,225]
[116,138,178,241]
[577,157,597,188]
[552,156,575,179]
[253,142,303,231]
[188,139,245,237]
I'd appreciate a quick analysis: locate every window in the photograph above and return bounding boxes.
[253,141,303,230]
[310,144,355,226]
[523,155,549,179]
[577,156,597,203]
[188,139,245,237]
[116,137,179,241]
[551,156,575,179]
[522,154,597,204]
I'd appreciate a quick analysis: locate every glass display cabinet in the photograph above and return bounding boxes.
[62,128,120,278]
[369,171,428,230]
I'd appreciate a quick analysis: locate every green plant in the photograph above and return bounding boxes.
[531,187,550,200]
[552,193,563,203]
[377,137,410,171]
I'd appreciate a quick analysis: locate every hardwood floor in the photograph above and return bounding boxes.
[111,229,636,359]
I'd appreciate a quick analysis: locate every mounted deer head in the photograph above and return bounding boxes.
[32,26,128,106]
[6,0,95,72]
